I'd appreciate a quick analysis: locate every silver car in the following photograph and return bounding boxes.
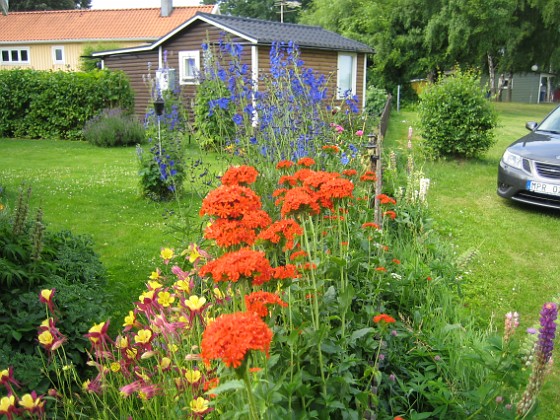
[498,106,560,209]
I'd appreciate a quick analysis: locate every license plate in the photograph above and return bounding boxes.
[527,181,560,197]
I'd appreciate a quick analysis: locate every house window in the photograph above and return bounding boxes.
[1,47,30,64]
[337,53,357,99]
[178,51,200,85]
[52,46,65,64]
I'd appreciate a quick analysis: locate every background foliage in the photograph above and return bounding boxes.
[0,69,134,140]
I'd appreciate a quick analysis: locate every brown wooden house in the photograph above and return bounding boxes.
[92,12,374,118]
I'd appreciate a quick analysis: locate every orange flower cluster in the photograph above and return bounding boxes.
[360,171,377,182]
[201,311,273,368]
[373,314,396,324]
[273,168,354,218]
[220,165,259,186]
[257,219,304,251]
[244,291,288,318]
[384,210,397,220]
[199,248,274,285]
[297,157,316,167]
[377,194,397,205]
[276,160,294,169]
[204,210,272,248]
[200,184,262,219]
[321,145,340,153]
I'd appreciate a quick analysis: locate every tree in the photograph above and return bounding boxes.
[202,0,312,23]
[10,0,90,11]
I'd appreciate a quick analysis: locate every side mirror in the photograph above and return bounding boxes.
[525,121,538,131]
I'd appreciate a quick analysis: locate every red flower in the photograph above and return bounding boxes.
[384,210,397,219]
[204,210,272,248]
[373,314,396,324]
[360,171,377,182]
[272,264,300,280]
[276,186,322,217]
[221,165,259,186]
[297,157,316,167]
[257,219,303,251]
[375,267,386,272]
[362,222,380,230]
[278,175,298,187]
[199,248,274,286]
[303,171,338,190]
[342,169,357,177]
[392,259,401,264]
[245,291,288,318]
[201,311,273,368]
[318,177,354,200]
[200,185,262,219]
[377,194,397,205]
[276,160,294,169]
[289,250,308,261]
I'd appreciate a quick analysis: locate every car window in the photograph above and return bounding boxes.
[538,106,560,132]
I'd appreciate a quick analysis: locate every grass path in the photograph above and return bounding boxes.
[385,102,560,418]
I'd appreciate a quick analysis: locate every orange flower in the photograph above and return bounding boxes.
[201,311,273,368]
[377,194,397,205]
[297,157,316,167]
[257,219,303,251]
[204,210,272,248]
[199,248,274,286]
[200,185,262,219]
[276,186,322,218]
[321,145,340,153]
[360,171,377,182]
[272,264,300,280]
[289,250,308,261]
[384,210,397,219]
[220,165,258,186]
[245,291,288,318]
[318,177,354,200]
[373,314,396,324]
[362,222,380,230]
[342,169,357,177]
[276,160,294,169]
[392,259,401,264]
[375,267,386,272]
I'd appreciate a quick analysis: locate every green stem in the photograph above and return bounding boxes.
[241,364,259,420]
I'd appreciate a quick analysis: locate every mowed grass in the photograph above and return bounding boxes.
[385,101,560,418]
[0,139,219,318]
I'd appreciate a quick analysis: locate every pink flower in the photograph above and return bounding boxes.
[335,125,344,133]
[355,130,364,136]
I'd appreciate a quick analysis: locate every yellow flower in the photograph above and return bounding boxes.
[184,369,201,384]
[0,203,4,211]
[149,269,161,280]
[123,311,135,328]
[0,369,8,381]
[160,247,174,261]
[185,295,206,311]
[82,379,91,391]
[174,279,190,294]
[115,336,129,349]
[190,397,209,413]
[134,329,152,345]
[0,395,15,412]
[40,289,53,302]
[40,318,51,328]
[38,330,54,346]
[160,357,171,370]
[213,287,225,299]
[110,362,121,373]
[19,393,44,411]
[125,347,138,360]
[88,322,106,344]
[168,344,179,353]
[188,246,202,263]
[148,280,163,290]
[157,291,175,307]
[139,290,155,303]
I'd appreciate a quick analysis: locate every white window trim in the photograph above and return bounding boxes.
[52,46,65,65]
[1,47,30,65]
[178,50,200,85]
[336,52,357,99]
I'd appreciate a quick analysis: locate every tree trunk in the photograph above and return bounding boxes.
[506,72,513,102]
[487,53,496,96]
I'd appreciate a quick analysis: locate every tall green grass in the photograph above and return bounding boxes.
[385,101,560,418]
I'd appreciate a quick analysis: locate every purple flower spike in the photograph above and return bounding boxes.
[537,302,558,363]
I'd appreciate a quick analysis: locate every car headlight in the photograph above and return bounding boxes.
[502,150,523,170]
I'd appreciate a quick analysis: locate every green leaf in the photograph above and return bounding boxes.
[350,327,374,344]
[204,379,245,395]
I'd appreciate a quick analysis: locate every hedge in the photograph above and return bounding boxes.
[0,69,135,140]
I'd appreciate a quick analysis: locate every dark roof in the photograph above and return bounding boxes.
[195,12,374,53]
[92,11,373,57]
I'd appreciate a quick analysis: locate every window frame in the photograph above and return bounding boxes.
[1,47,31,65]
[336,52,357,99]
[52,46,65,65]
[178,50,200,85]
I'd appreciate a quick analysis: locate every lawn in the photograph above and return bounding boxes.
[0,140,223,318]
[385,101,560,418]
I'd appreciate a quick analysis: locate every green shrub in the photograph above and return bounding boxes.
[418,69,498,158]
[365,85,388,116]
[83,108,145,147]
[79,43,122,72]
[0,69,135,140]
[0,187,108,392]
